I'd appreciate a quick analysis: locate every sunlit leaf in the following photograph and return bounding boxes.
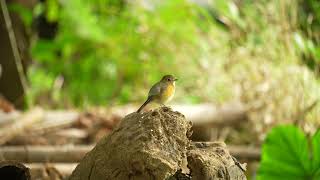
[258,125,320,180]
[46,0,59,22]
[312,130,320,178]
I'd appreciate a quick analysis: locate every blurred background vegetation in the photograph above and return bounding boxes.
[1,0,319,178]
[8,0,320,137]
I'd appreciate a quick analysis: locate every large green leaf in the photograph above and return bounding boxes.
[312,130,320,179]
[257,125,312,180]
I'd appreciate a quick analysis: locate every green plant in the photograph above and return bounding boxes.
[26,0,213,107]
[8,0,320,133]
[297,0,320,75]
[258,125,320,180]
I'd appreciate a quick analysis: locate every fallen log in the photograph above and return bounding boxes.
[0,103,247,144]
[0,145,93,163]
[0,144,260,163]
[0,110,79,133]
[173,102,248,127]
[0,109,80,145]
[1,103,246,128]
[111,102,248,127]
[111,103,248,141]
[175,103,248,141]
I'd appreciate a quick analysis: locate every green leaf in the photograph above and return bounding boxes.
[46,0,60,22]
[31,40,58,62]
[312,130,320,178]
[8,3,33,26]
[257,125,311,180]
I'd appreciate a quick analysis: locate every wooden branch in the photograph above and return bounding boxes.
[174,103,248,127]
[53,128,88,139]
[0,145,259,178]
[0,145,94,163]
[0,144,260,163]
[0,108,44,145]
[26,163,77,179]
[1,102,245,134]
[0,110,79,134]
[229,145,261,161]
[294,99,318,125]
[0,111,20,126]
[112,102,248,127]
[30,110,79,134]
[193,142,261,161]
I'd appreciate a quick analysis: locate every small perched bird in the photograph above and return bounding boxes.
[137,75,178,113]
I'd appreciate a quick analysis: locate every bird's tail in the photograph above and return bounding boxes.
[137,97,153,113]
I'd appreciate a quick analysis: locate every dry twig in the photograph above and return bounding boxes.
[0,108,44,145]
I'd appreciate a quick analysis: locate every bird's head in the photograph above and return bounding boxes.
[161,75,178,84]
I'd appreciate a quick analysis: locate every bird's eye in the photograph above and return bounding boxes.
[167,78,170,81]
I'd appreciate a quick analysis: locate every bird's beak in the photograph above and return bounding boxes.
[174,78,178,81]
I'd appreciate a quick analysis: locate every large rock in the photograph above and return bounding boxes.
[69,107,246,180]
[188,142,246,180]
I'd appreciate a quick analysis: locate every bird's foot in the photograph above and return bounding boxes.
[160,104,171,112]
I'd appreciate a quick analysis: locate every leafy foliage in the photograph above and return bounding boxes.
[27,0,211,106]
[8,0,320,132]
[258,125,320,180]
[298,0,320,74]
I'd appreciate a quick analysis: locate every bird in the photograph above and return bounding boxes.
[137,75,178,113]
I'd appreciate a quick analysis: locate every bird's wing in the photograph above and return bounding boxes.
[148,82,161,97]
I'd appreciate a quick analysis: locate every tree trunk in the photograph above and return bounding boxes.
[0,0,30,108]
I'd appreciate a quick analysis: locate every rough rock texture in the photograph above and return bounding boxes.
[188,142,246,180]
[69,107,246,180]
[69,107,192,180]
